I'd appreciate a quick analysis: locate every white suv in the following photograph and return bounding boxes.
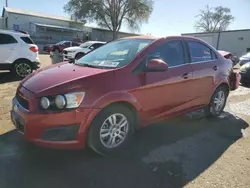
[0,29,40,78]
[63,41,106,60]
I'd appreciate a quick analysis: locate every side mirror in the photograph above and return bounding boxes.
[89,46,94,50]
[145,59,168,72]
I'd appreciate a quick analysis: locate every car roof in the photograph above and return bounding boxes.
[0,29,29,37]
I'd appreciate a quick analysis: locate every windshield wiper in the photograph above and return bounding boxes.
[81,63,102,68]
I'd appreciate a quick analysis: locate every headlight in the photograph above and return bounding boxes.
[40,97,50,109]
[40,92,85,110]
[68,51,76,53]
[55,95,66,109]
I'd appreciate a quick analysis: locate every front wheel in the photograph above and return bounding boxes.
[87,105,135,156]
[205,86,228,117]
[75,52,85,60]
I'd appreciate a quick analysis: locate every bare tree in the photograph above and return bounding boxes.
[195,5,234,32]
[64,0,154,39]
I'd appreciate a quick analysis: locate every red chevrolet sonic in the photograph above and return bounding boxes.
[11,36,237,155]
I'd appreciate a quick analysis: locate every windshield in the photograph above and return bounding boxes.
[75,39,154,68]
[80,42,93,48]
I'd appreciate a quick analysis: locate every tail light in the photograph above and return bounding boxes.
[29,46,38,52]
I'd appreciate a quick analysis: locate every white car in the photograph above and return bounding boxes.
[63,41,106,60]
[0,29,40,78]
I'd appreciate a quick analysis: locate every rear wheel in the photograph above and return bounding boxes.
[87,105,135,156]
[205,86,229,117]
[13,61,33,78]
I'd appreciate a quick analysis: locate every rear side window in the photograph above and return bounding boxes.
[187,41,216,63]
[0,33,18,44]
[20,37,34,44]
[148,40,185,67]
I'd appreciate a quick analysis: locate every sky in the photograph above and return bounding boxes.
[0,0,249,36]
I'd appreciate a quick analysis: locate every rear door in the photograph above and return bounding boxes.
[132,39,194,123]
[185,40,219,105]
[0,33,19,65]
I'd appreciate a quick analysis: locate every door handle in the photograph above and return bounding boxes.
[212,66,218,71]
[182,72,191,79]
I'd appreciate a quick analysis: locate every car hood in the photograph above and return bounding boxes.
[21,62,113,94]
[64,46,81,51]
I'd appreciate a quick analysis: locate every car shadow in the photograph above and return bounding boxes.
[0,72,21,84]
[0,111,248,188]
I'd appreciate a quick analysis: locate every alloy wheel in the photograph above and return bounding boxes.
[100,113,129,149]
[213,90,225,112]
[16,63,32,78]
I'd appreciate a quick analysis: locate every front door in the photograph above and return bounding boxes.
[132,39,194,124]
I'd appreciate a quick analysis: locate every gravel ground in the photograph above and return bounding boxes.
[0,55,249,188]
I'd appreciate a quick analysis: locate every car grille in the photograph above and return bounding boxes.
[16,93,29,110]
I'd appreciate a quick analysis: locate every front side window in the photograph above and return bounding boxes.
[75,39,154,69]
[188,41,216,63]
[147,40,185,67]
[80,42,92,48]
[0,33,18,44]
[90,43,104,49]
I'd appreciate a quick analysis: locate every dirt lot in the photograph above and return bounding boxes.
[0,55,250,188]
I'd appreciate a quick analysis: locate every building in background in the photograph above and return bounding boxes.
[1,7,139,50]
[182,29,250,57]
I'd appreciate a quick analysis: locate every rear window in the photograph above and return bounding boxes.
[20,37,34,44]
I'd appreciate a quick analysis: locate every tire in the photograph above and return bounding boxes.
[87,105,135,156]
[204,86,229,117]
[75,52,85,60]
[13,61,33,78]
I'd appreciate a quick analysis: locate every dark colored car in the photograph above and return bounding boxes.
[49,41,81,53]
[11,36,237,155]
[240,62,250,85]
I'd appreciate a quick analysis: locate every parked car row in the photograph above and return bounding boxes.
[10,35,239,155]
[43,41,82,53]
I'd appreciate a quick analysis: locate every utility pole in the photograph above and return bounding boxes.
[6,0,8,7]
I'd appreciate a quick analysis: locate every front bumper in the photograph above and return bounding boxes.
[11,97,100,149]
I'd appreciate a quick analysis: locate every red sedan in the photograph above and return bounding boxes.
[11,36,237,155]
